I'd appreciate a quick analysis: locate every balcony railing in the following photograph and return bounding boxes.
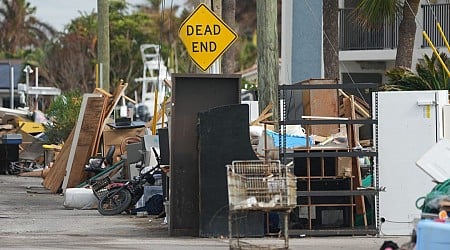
[339,8,400,50]
[339,4,450,51]
[422,4,450,48]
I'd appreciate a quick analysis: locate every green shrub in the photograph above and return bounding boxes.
[43,90,82,144]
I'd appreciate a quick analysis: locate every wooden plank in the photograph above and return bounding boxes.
[250,102,273,125]
[101,82,128,124]
[344,96,367,226]
[339,89,370,118]
[92,82,128,157]
[123,95,136,104]
[43,83,128,193]
[62,94,105,190]
[93,87,113,97]
[43,130,74,192]
[89,103,106,158]
[73,96,108,185]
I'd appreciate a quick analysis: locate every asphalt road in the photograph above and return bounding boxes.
[0,175,412,249]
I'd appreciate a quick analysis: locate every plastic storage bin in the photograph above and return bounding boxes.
[1,134,23,144]
[416,219,450,250]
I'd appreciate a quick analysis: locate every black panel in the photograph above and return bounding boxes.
[157,128,170,165]
[197,104,263,237]
[157,128,170,200]
[169,74,240,237]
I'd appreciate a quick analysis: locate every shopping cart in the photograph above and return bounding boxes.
[227,160,296,249]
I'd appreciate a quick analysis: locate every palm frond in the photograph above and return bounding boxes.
[385,52,450,91]
[352,0,402,29]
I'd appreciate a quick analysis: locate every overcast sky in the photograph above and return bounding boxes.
[27,0,186,32]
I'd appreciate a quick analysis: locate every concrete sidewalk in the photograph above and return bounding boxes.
[0,175,412,249]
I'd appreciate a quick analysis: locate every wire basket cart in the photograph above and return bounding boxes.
[227,160,297,249]
[90,176,111,200]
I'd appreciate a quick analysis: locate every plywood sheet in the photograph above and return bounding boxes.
[43,83,128,193]
[63,94,106,189]
[43,130,74,192]
[302,79,339,137]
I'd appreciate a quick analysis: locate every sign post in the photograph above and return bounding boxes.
[179,3,238,72]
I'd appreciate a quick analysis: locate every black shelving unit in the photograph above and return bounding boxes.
[278,80,380,236]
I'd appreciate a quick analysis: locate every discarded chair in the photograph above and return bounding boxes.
[84,145,116,175]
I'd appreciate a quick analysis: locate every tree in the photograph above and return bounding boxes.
[0,0,55,56]
[136,0,184,72]
[109,1,158,87]
[36,2,157,95]
[323,0,339,80]
[257,0,278,121]
[40,25,98,93]
[35,12,98,93]
[353,0,420,69]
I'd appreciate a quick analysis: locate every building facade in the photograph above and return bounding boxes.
[340,0,450,87]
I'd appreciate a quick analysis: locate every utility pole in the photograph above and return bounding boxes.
[257,0,278,122]
[98,0,110,92]
[222,0,236,74]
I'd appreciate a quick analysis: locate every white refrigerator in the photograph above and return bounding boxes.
[373,90,448,235]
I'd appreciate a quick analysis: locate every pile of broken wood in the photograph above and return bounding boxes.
[43,82,132,193]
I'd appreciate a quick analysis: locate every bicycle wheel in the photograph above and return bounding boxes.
[97,188,132,216]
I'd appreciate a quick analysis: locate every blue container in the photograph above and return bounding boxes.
[416,219,450,250]
[1,134,22,144]
[266,130,314,148]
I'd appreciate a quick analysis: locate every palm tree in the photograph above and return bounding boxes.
[0,0,56,56]
[323,0,339,80]
[353,0,421,69]
[136,0,183,70]
[384,52,450,90]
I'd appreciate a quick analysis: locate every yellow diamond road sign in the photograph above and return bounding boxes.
[179,3,238,71]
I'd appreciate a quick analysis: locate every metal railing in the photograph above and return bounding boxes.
[422,3,450,47]
[339,4,450,51]
[339,8,400,50]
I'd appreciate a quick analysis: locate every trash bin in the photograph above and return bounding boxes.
[0,134,22,175]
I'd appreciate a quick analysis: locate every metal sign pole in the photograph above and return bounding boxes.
[10,65,14,109]
[209,60,221,74]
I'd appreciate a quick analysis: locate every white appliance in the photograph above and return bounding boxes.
[416,138,450,183]
[373,90,448,235]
